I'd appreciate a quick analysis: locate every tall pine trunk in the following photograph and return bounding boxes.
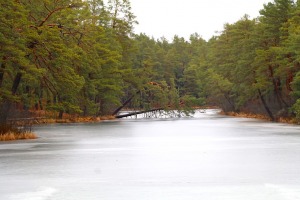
[112,90,140,115]
[0,57,6,88]
[257,89,275,121]
[0,72,22,124]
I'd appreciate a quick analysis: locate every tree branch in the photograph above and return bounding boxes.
[39,6,65,27]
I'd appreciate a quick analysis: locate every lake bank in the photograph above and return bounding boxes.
[0,124,37,141]
[0,132,37,141]
[0,115,116,141]
[222,111,297,124]
[1,108,299,142]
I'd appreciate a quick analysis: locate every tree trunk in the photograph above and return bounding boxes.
[112,91,140,116]
[268,66,285,109]
[258,89,275,121]
[116,108,163,118]
[0,101,11,124]
[96,98,102,117]
[12,73,22,95]
[39,99,43,110]
[111,1,120,29]
[57,95,64,119]
[0,73,4,88]
[0,57,6,88]
[58,110,63,119]
[224,93,235,112]
[0,72,22,124]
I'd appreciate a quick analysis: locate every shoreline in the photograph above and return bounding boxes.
[221,111,297,124]
[32,115,116,124]
[0,115,116,142]
[2,109,298,142]
[0,132,37,141]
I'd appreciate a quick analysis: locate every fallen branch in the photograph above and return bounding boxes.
[116,108,163,118]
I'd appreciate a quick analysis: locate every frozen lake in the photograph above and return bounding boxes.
[1,109,300,200]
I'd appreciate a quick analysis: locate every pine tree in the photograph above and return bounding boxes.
[0,0,32,123]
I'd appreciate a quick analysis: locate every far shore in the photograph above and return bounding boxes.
[221,111,297,124]
[1,109,298,142]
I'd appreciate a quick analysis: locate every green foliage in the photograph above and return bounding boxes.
[181,95,205,108]
[47,102,82,115]
[2,0,300,122]
[0,0,131,120]
[292,72,300,98]
[292,99,300,120]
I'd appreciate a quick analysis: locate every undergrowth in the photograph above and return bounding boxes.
[0,124,37,141]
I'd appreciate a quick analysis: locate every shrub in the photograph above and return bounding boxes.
[0,124,37,141]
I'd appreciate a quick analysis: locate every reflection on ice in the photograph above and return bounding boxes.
[10,187,57,200]
[264,184,300,200]
[118,108,222,119]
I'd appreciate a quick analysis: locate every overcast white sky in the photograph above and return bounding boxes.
[130,0,272,41]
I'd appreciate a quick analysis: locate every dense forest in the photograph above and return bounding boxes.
[1,0,300,124]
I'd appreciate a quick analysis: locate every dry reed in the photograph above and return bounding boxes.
[0,132,37,141]
[222,111,271,121]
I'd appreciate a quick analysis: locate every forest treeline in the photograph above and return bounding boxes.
[1,0,300,123]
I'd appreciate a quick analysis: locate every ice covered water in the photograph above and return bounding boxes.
[1,110,300,200]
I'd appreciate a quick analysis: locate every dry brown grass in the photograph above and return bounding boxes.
[54,116,115,123]
[0,124,37,141]
[223,111,271,121]
[17,109,117,124]
[0,132,37,141]
[36,118,56,124]
[100,115,115,120]
[223,111,299,124]
[194,106,220,109]
[277,117,297,124]
[75,117,100,122]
